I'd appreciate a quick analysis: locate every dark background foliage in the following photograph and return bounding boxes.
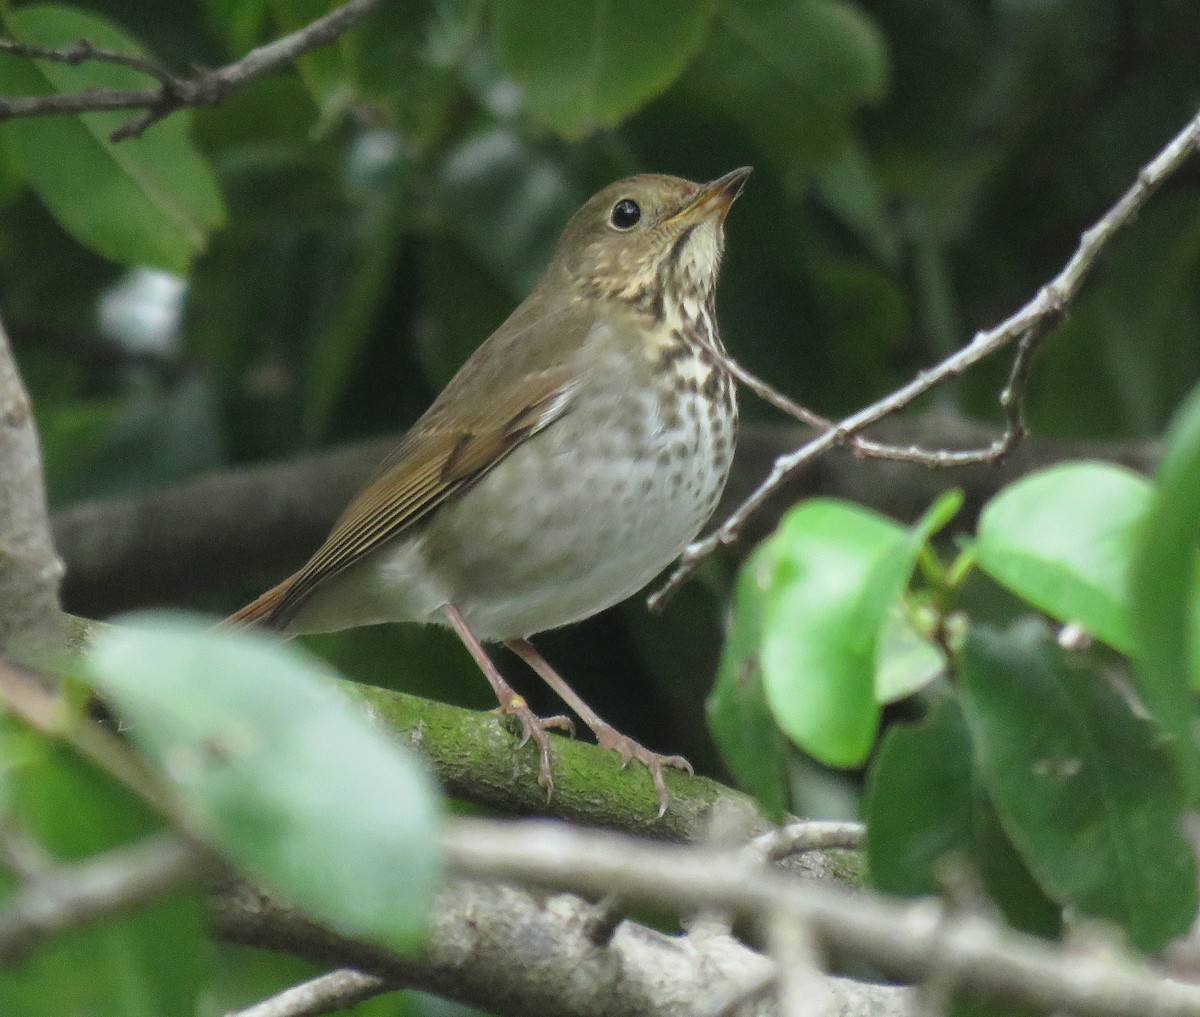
[2,1,1199,1012]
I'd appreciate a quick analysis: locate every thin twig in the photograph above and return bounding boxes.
[444,817,1200,1017]
[0,0,386,141]
[228,969,391,1017]
[0,832,198,962]
[0,657,182,823]
[0,37,173,81]
[649,104,1200,610]
[711,345,1022,468]
[746,821,866,863]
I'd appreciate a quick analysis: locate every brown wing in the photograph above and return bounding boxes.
[225,369,576,631]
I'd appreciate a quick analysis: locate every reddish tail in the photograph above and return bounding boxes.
[221,575,296,631]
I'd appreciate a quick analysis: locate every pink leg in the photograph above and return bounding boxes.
[506,638,693,817]
[442,605,573,798]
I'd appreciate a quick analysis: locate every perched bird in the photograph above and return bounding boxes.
[227,167,751,813]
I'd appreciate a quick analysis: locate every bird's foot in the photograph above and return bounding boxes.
[494,692,575,800]
[594,724,694,817]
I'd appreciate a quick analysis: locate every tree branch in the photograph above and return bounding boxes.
[212,871,914,1017]
[0,0,386,140]
[0,832,198,962]
[0,314,64,658]
[443,817,1200,1017]
[227,968,391,1017]
[648,102,1200,608]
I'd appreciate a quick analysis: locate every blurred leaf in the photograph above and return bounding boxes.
[708,544,790,818]
[976,462,1151,654]
[0,729,206,1017]
[415,235,513,390]
[865,696,1060,938]
[302,128,414,437]
[202,0,270,56]
[680,0,887,184]
[760,500,902,766]
[491,0,716,138]
[84,615,442,951]
[959,623,1196,952]
[863,490,959,698]
[267,0,348,113]
[439,128,584,292]
[39,374,224,505]
[817,140,901,267]
[874,604,943,704]
[346,0,475,145]
[1130,384,1200,799]
[0,5,225,270]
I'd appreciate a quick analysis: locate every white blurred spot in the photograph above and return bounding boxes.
[98,268,186,355]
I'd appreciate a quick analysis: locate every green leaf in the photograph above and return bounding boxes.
[760,494,957,766]
[976,462,1151,654]
[83,615,441,952]
[708,544,791,819]
[874,604,944,705]
[491,0,717,138]
[0,5,225,270]
[864,490,959,701]
[760,500,903,766]
[1130,385,1200,800]
[959,623,1196,952]
[680,0,888,181]
[865,696,1060,938]
[0,732,206,1017]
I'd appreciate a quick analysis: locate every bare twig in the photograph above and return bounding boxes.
[444,817,1200,1017]
[0,832,198,961]
[228,969,390,1017]
[710,345,1025,468]
[0,37,173,81]
[0,0,386,141]
[746,821,865,864]
[0,656,182,823]
[650,103,1200,609]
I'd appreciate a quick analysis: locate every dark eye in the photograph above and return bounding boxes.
[609,198,641,229]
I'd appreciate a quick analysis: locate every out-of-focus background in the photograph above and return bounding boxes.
[3,2,1199,1011]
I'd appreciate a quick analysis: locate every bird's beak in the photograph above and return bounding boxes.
[669,166,753,226]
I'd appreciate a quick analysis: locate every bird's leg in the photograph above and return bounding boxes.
[506,638,693,817]
[441,605,573,798]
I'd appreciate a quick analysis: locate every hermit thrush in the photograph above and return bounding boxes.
[228,167,751,813]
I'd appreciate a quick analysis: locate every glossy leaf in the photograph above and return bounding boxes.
[874,604,944,705]
[959,623,1196,952]
[1130,385,1200,800]
[491,0,716,138]
[760,500,903,766]
[976,462,1150,653]
[0,5,225,270]
[84,615,441,952]
[865,490,959,701]
[865,696,1060,938]
[708,544,791,818]
[761,495,957,766]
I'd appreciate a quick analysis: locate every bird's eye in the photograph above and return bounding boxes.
[609,198,641,230]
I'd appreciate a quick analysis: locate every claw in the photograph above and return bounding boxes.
[495,694,571,800]
[595,727,694,817]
